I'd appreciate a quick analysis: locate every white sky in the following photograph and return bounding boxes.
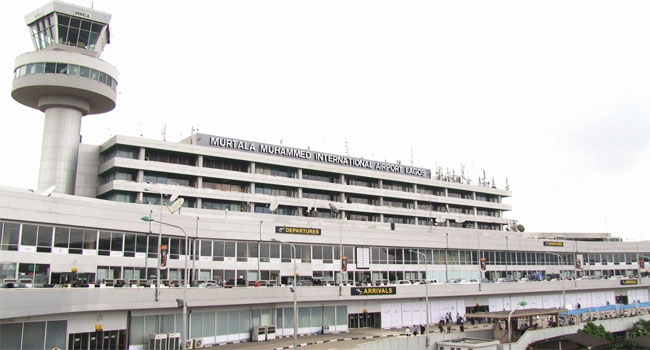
[2,1,649,240]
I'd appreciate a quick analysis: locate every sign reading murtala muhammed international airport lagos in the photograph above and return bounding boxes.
[195,134,431,178]
[276,226,321,235]
[351,286,396,296]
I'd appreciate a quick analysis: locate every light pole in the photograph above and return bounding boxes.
[141,216,188,350]
[548,253,566,309]
[409,249,430,347]
[508,301,527,350]
[271,238,298,350]
[144,188,165,301]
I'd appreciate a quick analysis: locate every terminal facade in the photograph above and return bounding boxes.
[2,2,649,350]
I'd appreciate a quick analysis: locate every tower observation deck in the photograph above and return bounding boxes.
[11,1,118,194]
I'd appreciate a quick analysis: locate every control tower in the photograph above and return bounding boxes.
[12,1,118,195]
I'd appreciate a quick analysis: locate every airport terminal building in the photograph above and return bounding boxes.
[2,2,650,350]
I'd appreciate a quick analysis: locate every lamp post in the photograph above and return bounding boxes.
[271,238,298,350]
[409,249,430,347]
[508,301,527,350]
[141,216,188,350]
[144,188,165,301]
[548,253,566,309]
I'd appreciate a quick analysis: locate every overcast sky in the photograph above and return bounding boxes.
[2,0,649,241]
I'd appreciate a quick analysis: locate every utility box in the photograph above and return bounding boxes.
[252,326,266,342]
[149,334,167,350]
[266,326,276,340]
[167,333,180,350]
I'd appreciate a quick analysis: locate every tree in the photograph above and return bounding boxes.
[580,321,614,341]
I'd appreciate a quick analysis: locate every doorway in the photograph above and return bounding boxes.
[348,312,381,328]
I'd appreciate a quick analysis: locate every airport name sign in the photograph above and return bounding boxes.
[198,134,431,178]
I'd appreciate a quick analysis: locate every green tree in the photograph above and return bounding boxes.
[580,321,614,341]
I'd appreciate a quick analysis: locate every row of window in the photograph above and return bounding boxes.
[14,61,117,90]
[5,221,638,267]
[102,146,502,202]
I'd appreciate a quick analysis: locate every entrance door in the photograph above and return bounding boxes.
[348,313,381,328]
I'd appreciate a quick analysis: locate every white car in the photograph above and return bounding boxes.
[459,279,480,284]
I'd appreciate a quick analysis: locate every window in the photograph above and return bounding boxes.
[202,199,247,212]
[0,222,19,251]
[382,181,413,192]
[203,156,248,172]
[303,189,339,201]
[145,149,196,166]
[255,163,296,178]
[346,194,379,206]
[383,197,414,209]
[346,175,379,188]
[202,178,248,192]
[302,169,339,183]
[417,185,445,196]
[144,172,195,187]
[255,184,297,198]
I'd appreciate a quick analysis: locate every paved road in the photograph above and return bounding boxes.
[204,328,406,350]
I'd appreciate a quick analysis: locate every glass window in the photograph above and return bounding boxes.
[83,230,96,250]
[55,63,68,74]
[45,320,67,350]
[79,66,89,78]
[37,226,53,252]
[21,224,38,246]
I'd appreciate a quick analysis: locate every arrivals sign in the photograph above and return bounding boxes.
[620,279,639,285]
[196,134,431,178]
[275,226,321,235]
[543,241,564,247]
[351,286,396,296]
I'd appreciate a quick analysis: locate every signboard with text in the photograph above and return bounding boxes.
[195,134,431,178]
[275,226,321,235]
[351,286,396,296]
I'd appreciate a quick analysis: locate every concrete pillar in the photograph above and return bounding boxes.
[38,106,83,194]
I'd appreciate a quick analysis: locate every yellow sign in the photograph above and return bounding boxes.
[620,279,639,285]
[276,226,321,235]
[543,241,564,247]
[95,324,103,331]
[351,287,396,296]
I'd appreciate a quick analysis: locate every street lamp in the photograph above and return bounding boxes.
[508,301,528,350]
[143,188,169,301]
[271,238,298,350]
[409,249,430,347]
[141,216,189,350]
[548,253,566,309]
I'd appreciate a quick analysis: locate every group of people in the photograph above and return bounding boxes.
[404,324,426,336]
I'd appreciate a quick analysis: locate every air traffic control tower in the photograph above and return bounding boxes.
[12,1,118,195]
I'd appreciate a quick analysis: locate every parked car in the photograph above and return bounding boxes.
[390,280,412,285]
[446,278,463,284]
[0,282,28,288]
[224,278,246,288]
[459,279,480,284]
[197,282,221,288]
[495,278,516,283]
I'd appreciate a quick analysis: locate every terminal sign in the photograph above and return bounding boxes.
[276,226,321,235]
[351,286,396,296]
[543,241,564,247]
[197,134,431,178]
[620,279,639,285]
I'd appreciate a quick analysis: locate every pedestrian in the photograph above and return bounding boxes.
[447,324,451,333]
[460,322,465,332]
[577,302,581,309]
[456,312,461,325]
[405,326,411,336]
[413,325,418,336]
[439,323,444,333]
[420,324,425,334]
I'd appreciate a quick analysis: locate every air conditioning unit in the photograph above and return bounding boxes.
[193,338,204,348]
[184,339,194,349]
